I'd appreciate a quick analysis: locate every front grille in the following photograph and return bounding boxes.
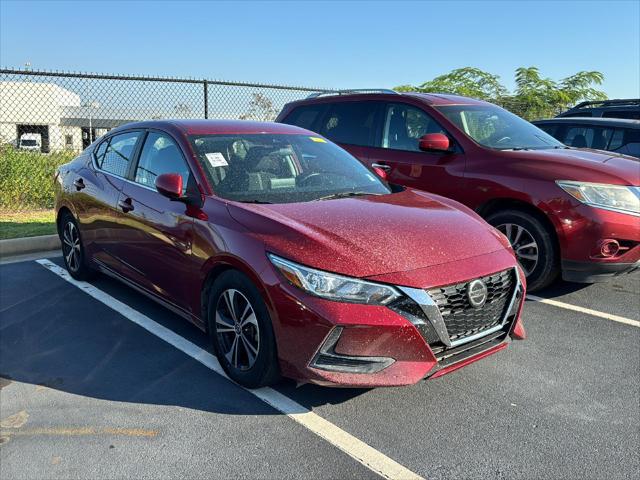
[427,269,514,342]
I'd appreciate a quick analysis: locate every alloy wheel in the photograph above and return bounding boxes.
[496,223,539,277]
[62,221,81,272]
[215,289,260,371]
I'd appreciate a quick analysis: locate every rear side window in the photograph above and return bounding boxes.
[282,104,327,131]
[95,131,141,177]
[562,126,613,150]
[318,102,380,147]
[382,103,446,151]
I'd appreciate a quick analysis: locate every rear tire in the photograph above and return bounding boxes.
[207,270,280,388]
[486,209,559,291]
[58,212,95,281]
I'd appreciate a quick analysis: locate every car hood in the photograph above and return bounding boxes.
[505,148,640,185]
[226,189,510,279]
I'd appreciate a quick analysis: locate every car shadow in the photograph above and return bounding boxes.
[534,279,592,298]
[0,260,367,417]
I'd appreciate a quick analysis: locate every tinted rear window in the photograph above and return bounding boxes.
[282,104,327,131]
[318,102,381,147]
[602,110,640,120]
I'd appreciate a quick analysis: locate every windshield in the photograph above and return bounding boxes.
[21,139,38,146]
[190,134,391,204]
[437,105,564,150]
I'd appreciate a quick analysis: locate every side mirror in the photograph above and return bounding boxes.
[155,173,183,200]
[418,133,450,152]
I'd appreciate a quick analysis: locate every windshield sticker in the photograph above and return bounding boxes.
[205,152,228,167]
[309,137,326,143]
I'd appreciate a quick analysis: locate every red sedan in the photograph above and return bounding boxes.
[55,120,525,388]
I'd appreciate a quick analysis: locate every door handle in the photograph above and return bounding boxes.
[73,178,85,190]
[118,198,134,213]
[371,163,391,171]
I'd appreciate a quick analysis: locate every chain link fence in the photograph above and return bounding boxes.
[0,68,333,210]
[0,68,332,153]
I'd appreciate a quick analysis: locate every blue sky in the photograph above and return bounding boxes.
[1,0,639,97]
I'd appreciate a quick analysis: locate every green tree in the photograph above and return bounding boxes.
[396,67,607,120]
[396,67,507,101]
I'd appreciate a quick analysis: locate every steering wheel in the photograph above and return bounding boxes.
[495,136,512,145]
[297,172,324,187]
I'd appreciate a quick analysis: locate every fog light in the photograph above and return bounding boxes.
[600,239,620,257]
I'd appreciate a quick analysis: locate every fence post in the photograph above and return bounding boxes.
[203,79,209,119]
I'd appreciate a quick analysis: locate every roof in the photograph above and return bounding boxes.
[285,91,491,107]
[109,119,315,136]
[533,117,640,128]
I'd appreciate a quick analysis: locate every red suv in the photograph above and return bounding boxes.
[277,91,640,290]
[55,120,525,388]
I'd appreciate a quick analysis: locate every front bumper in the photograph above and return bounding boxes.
[265,250,526,387]
[554,204,640,283]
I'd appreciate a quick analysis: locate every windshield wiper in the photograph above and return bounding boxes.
[314,191,381,202]
[240,199,273,204]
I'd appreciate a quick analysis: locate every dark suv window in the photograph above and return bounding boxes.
[562,126,614,149]
[94,131,141,177]
[318,102,380,147]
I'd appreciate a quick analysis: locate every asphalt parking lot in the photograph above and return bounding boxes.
[1,254,638,480]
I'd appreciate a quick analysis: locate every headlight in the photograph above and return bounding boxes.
[268,254,401,305]
[556,181,640,215]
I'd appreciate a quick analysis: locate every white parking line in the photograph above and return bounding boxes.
[36,259,423,480]
[527,294,640,328]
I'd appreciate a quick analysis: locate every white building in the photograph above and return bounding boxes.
[0,81,123,152]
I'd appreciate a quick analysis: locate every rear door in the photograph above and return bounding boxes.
[315,101,383,163]
[78,130,144,271]
[114,130,197,311]
[367,102,466,199]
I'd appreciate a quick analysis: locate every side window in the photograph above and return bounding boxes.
[96,131,141,177]
[382,103,446,152]
[610,128,640,157]
[319,102,380,147]
[282,105,326,131]
[563,126,613,149]
[134,132,191,193]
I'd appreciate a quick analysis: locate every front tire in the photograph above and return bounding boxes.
[207,270,280,388]
[486,209,559,291]
[58,212,95,281]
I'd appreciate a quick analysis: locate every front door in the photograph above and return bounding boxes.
[367,103,466,199]
[114,131,197,311]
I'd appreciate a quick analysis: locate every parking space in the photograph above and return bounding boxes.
[1,256,638,479]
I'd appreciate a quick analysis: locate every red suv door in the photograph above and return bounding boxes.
[367,102,466,200]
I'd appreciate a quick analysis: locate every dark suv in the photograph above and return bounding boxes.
[533,117,640,158]
[276,90,640,291]
[556,99,639,120]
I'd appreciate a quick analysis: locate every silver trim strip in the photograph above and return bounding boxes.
[399,267,522,349]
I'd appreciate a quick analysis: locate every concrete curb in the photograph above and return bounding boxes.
[0,234,60,258]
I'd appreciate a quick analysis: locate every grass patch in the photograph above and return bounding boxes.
[0,209,56,240]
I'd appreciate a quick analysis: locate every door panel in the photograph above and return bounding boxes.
[367,102,466,198]
[368,147,466,199]
[115,182,195,309]
[111,130,197,310]
[75,131,143,270]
